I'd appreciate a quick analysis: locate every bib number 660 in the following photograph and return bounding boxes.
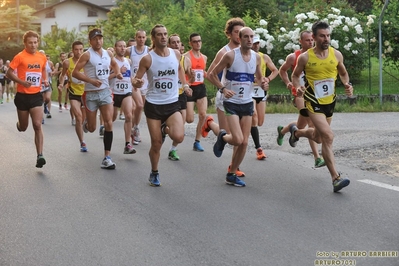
[155,81,172,90]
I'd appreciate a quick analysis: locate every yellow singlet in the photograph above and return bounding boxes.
[67,57,85,96]
[304,46,338,105]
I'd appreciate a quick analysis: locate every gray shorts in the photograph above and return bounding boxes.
[83,88,113,112]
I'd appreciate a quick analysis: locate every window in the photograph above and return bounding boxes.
[88,9,98,17]
[45,9,55,18]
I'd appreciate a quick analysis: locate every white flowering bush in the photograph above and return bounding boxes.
[255,7,372,79]
[368,0,399,71]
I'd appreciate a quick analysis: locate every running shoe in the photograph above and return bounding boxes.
[42,118,45,124]
[36,155,46,168]
[289,124,299,147]
[228,165,246,177]
[83,120,89,133]
[213,129,227,157]
[0,99,3,104]
[225,173,246,187]
[43,103,48,114]
[277,125,285,146]
[64,103,69,110]
[80,142,88,152]
[333,176,350,192]
[201,115,214,138]
[59,105,62,112]
[133,127,141,143]
[131,129,139,145]
[46,113,52,119]
[71,118,76,126]
[193,141,204,152]
[168,150,180,161]
[149,172,161,186]
[161,122,167,144]
[99,125,104,136]
[256,147,267,160]
[315,157,326,168]
[119,114,125,120]
[124,143,136,154]
[101,156,116,169]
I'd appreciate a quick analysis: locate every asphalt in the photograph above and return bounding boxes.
[0,101,398,266]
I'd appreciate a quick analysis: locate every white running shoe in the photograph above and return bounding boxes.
[101,156,115,169]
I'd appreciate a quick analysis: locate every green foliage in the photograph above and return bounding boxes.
[0,5,38,50]
[161,0,231,60]
[368,0,399,71]
[41,25,85,63]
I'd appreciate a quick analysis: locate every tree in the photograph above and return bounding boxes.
[0,4,38,59]
[40,24,85,63]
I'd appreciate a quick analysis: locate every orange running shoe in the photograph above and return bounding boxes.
[228,165,245,177]
[256,148,267,160]
[201,115,214,138]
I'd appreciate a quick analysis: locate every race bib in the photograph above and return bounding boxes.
[251,86,265,98]
[314,78,334,99]
[154,77,173,93]
[96,64,110,79]
[26,72,41,87]
[193,69,204,83]
[230,81,251,99]
[0,73,5,79]
[114,79,130,93]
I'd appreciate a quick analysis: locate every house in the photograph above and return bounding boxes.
[32,0,114,37]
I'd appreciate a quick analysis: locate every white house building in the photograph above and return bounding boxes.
[32,0,114,37]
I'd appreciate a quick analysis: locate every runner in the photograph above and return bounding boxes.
[291,21,353,192]
[72,28,123,169]
[59,41,88,152]
[54,52,69,112]
[208,27,268,187]
[167,33,193,160]
[132,24,189,186]
[0,58,6,104]
[7,30,49,168]
[184,33,208,152]
[109,40,136,155]
[250,35,278,160]
[277,30,325,168]
[125,30,149,145]
[205,17,246,177]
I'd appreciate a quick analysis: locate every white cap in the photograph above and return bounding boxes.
[253,35,260,43]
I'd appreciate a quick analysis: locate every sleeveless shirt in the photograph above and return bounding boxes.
[83,47,111,92]
[67,57,85,96]
[304,46,338,105]
[146,48,179,105]
[224,48,256,104]
[110,57,132,95]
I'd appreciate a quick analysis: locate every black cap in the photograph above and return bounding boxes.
[89,28,103,40]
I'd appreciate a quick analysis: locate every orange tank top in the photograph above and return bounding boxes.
[187,50,205,86]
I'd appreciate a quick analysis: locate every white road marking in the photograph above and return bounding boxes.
[358,179,399,192]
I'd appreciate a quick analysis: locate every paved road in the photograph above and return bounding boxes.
[1,102,398,266]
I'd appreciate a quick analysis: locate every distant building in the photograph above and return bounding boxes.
[32,0,115,37]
